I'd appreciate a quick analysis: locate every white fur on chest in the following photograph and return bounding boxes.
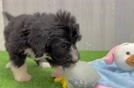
[24,48,51,68]
[24,48,35,58]
[24,48,47,60]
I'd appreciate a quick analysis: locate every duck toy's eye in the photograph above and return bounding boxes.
[126,51,131,55]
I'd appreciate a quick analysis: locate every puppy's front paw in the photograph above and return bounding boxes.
[15,74,32,82]
[40,62,51,68]
[6,62,11,69]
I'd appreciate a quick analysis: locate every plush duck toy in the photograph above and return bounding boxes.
[53,61,100,88]
[104,43,134,71]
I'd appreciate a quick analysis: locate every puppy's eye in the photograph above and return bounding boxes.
[61,43,70,49]
[126,51,130,55]
[61,44,67,48]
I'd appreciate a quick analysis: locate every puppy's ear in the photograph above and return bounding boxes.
[3,12,14,21]
[65,23,81,43]
[56,10,82,43]
[70,23,81,42]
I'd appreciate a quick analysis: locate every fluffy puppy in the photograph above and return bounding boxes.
[3,11,81,82]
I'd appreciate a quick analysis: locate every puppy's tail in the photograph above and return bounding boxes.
[3,12,14,21]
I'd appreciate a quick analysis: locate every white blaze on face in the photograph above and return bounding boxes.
[70,46,79,62]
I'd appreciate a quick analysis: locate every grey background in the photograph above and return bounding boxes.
[0,0,134,50]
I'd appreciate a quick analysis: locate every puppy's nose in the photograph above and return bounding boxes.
[126,55,134,67]
[72,55,80,63]
[72,59,78,63]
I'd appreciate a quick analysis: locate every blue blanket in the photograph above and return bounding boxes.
[89,59,134,88]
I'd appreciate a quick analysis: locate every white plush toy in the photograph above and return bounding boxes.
[53,61,100,88]
[104,43,134,71]
[64,61,100,88]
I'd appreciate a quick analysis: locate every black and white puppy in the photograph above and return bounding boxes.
[4,11,81,81]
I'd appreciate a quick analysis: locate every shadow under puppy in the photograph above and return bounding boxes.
[3,11,81,82]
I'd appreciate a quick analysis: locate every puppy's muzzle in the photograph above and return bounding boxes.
[126,55,134,67]
[71,59,78,64]
[72,53,80,64]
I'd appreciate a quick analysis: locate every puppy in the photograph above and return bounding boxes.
[3,10,81,82]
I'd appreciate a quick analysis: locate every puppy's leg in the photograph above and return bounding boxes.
[40,62,51,68]
[35,59,51,68]
[34,53,51,68]
[6,61,11,68]
[9,53,31,82]
[25,48,51,68]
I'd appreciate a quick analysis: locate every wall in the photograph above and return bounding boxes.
[116,0,134,44]
[1,0,134,50]
[0,0,4,50]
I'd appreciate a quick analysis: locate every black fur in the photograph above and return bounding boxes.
[4,10,81,68]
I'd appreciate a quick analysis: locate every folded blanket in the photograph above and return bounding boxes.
[89,59,134,88]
